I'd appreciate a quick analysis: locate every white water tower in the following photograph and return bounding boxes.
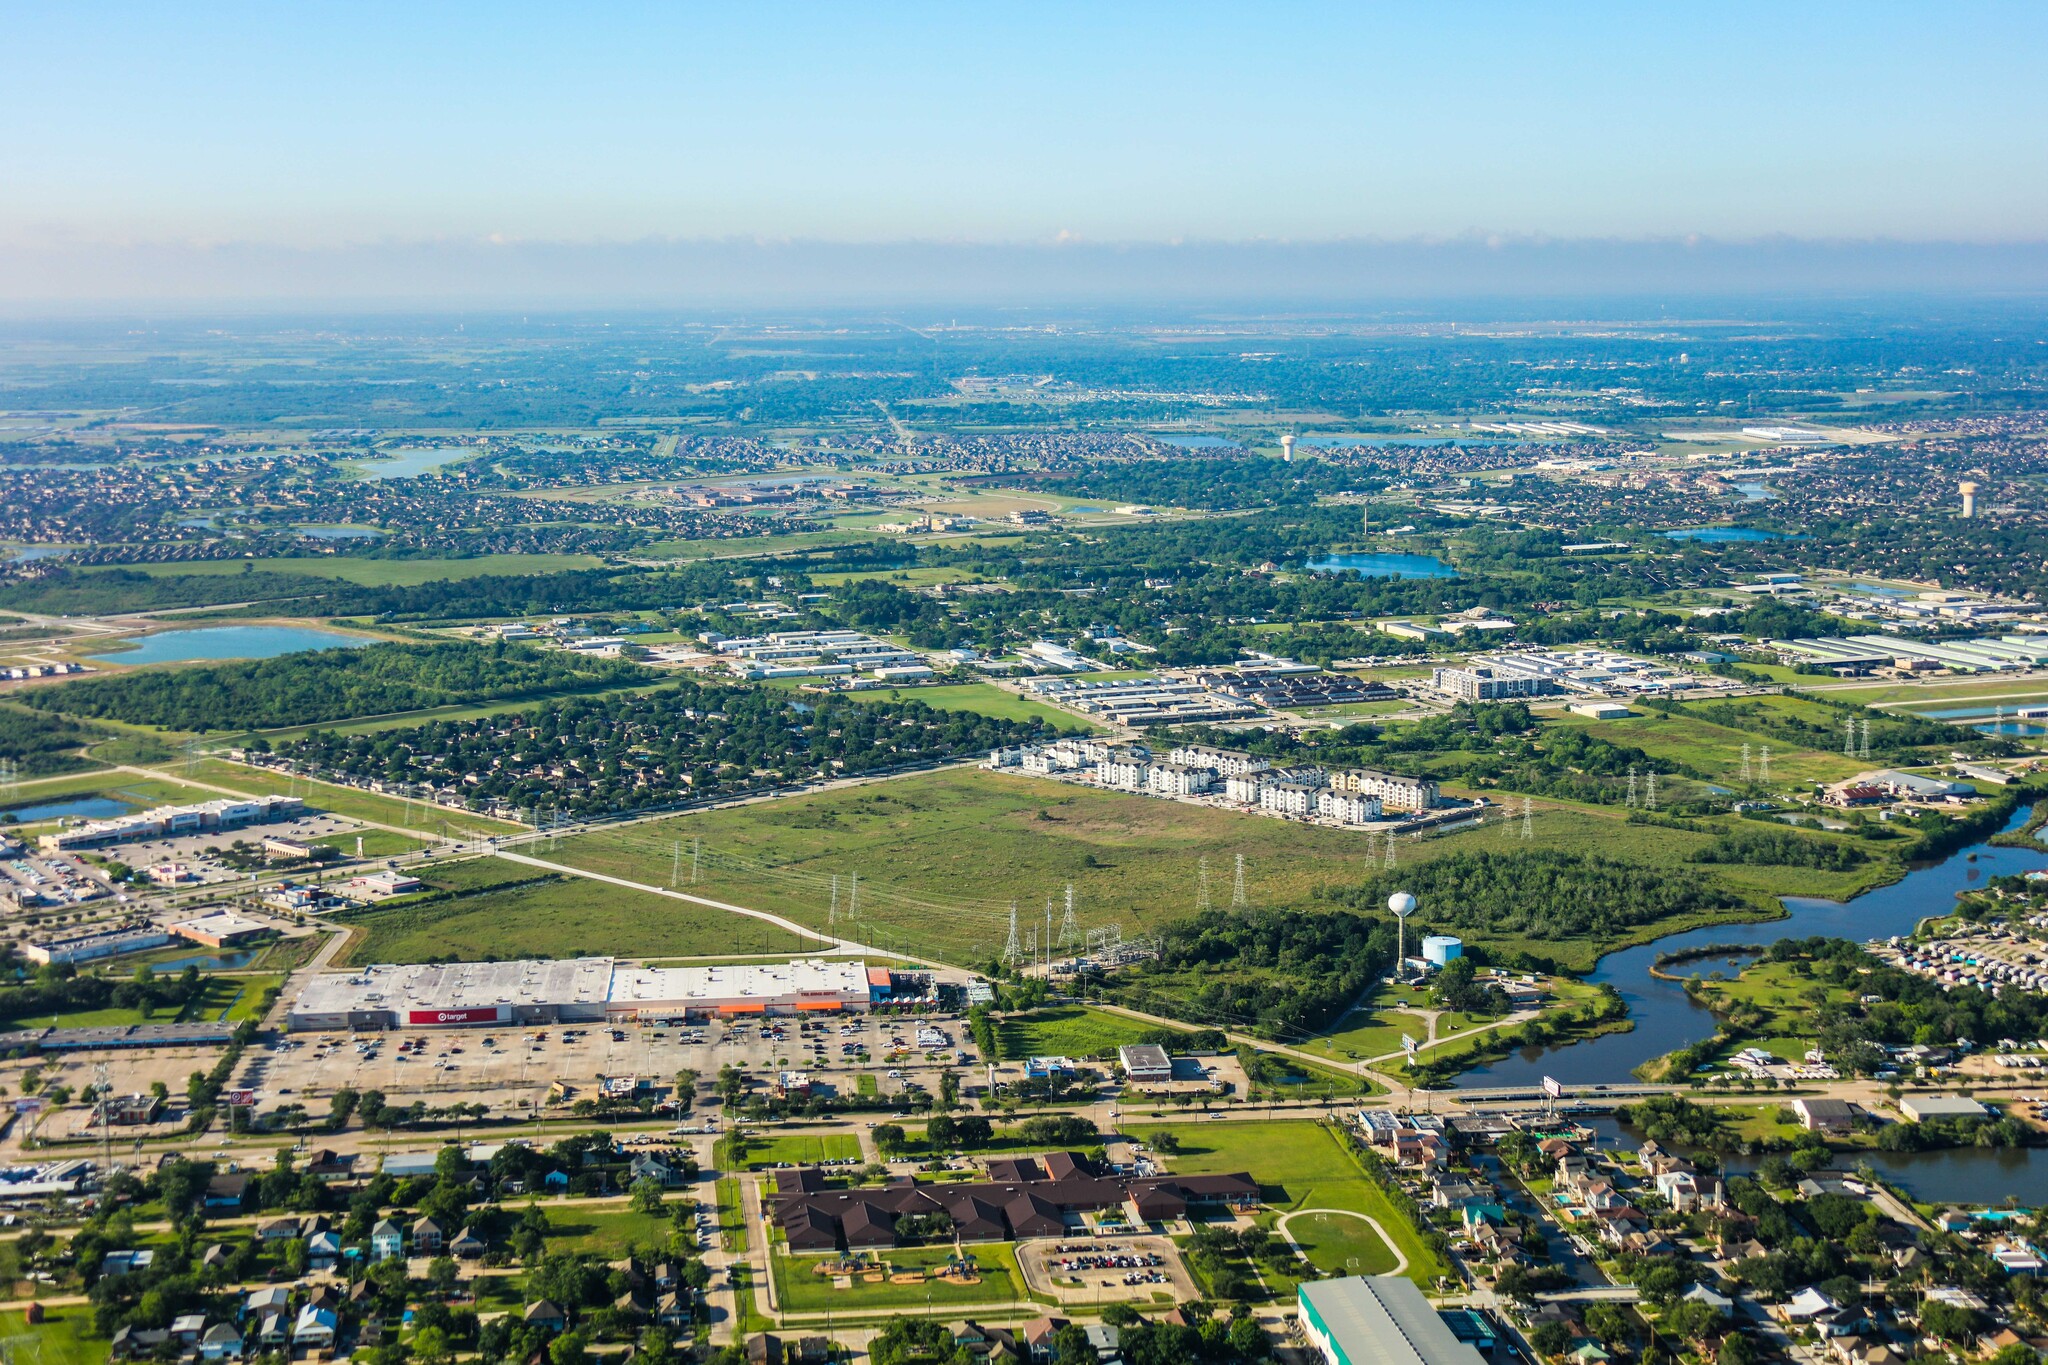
[1388,891,1418,977]
[1279,434,1296,463]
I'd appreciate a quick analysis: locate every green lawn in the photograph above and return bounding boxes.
[336,856,812,965]
[89,553,604,585]
[845,683,1091,731]
[540,1206,677,1255]
[1546,708,1868,788]
[0,1306,107,1365]
[1311,1008,1429,1062]
[995,1006,1175,1061]
[771,1242,1030,1313]
[186,757,523,833]
[741,1133,861,1168]
[1128,1121,1445,1286]
[308,828,434,858]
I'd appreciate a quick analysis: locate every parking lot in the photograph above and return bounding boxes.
[0,849,111,910]
[255,1011,987,1119]
[1014,1235,1197,1303]
[91,813,375,889]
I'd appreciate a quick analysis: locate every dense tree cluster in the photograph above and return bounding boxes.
[1334,849,1747,948]
[275,681,1053,817]
[0,704,104,777]
[1095,907,1394,1037]
[26,641,652,732]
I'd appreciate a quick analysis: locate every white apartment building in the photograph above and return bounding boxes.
[1329,767,1440,812]
[1166,744,1272,778]
[1096,749,1151,792]
[1146,762,1217,797]
[1317,789,1384,826]
[1224,772,1270,805]
[1259,780,1319,818]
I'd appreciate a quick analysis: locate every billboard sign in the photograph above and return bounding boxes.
[407,1006,504,1026]
[12,1098,43,1114]
[222,1089,257,1106]
[1543,1075,1564,1100]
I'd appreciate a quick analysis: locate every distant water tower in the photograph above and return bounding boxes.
[1959,481,1979,519]
[1279,434,1295,463]
[1388,891,1418,974]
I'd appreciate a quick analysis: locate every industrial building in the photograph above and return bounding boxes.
[286,956,890,1031]
[1769,634,2048,676]
[38,795,306,853]
[1297,1277,1485,1365]
[23,925,173,966]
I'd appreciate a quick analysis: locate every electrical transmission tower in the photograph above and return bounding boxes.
[828,875,839,929]
[1383,833,1397,870]
[1231,853,1247,910]
[1195,857,1213,914]
[1626,767,1639,808]
[1740,743,1752,783]
[93,1061,113,1175]
[1521,796,1534,839]
[1645,770,1658,812]
[1057,887,1078,949]
[1844,718,1857,758]
[1002,903,1021,967]
[1759,746,1772,783]
[1858,718,1871,759]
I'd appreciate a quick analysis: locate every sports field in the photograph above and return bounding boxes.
[741,1133,861,1167]
[771,1242,1032,1313]
[1125,1120,1445,1286]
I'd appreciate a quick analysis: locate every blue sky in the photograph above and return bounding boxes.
[3,4,2045,304]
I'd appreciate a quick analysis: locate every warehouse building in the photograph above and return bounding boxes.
[1298,1277,1485,1365]
[286,956,886,1031]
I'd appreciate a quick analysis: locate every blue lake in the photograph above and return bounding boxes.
[91,625,372,665]
[1731,483,1780,501]
[1156,435,1243,449]
[1306,552,1459,579]
[3,797,133,823]
[297,524,387,541]
[1454,805,2047,1090]
[353,447,475,480]
[1845,584,1913,598]
[1977,722,2048,737]
[1663,526,1802,543]
[6,546,68,563]
[149,951,257,973]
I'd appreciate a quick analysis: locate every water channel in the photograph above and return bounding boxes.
[1449,805,2048,1198]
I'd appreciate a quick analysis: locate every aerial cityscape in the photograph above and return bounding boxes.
[3,6,2048,1365]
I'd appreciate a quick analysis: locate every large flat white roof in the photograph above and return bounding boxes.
[607,958,872,1005]
[293,957,616,1017]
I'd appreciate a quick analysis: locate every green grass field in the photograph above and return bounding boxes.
[336,856,813,965]
[0,1306,107,1365]
[1311,1008,1429,1062]
[641,529,886,560]
[541,1206,677,1255]
[846,683,1090,730]
[546,768,1807,969]
[308,828,433,858]
[86,553,603,585]
[771,1243,1030,1313]
[0,773,221,826]
[994,1006,1175,1060]
[741,1133,861,1167]
[1127,1121,1445,1286]
[1546,708,1867,787]
[186,757,524,834]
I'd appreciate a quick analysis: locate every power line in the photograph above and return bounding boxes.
[1231,853,1247,910]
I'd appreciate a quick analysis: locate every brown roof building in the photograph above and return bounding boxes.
[767,1151,1256,1251]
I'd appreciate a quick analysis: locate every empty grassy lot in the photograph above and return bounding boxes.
[334,856,811,965]
[994,1006,1180,1061]
[548,769,1826,970]
[740,1133,861,1167]
[1545,707,1867,787]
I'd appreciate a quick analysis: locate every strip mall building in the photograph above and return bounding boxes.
[285,956,897,1031]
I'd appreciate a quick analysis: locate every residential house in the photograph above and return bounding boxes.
[242,1288,290,1321]
[371,1218,405,1261]
[199,1323,244,1361]
[171,1314,209,1345]
[307,1229,342,1271]
[524,1302,567,1332]
[411,1216,445,1252]
[630,1151,686,1187]
[204,1173,251,1210]
[746,1335,784,1365]
[450,1228,488,1260]
[1792,1098,1858,1134]
[292,1304,338,1351]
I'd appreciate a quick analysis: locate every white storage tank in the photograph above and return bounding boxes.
[1422,935,1464,967]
